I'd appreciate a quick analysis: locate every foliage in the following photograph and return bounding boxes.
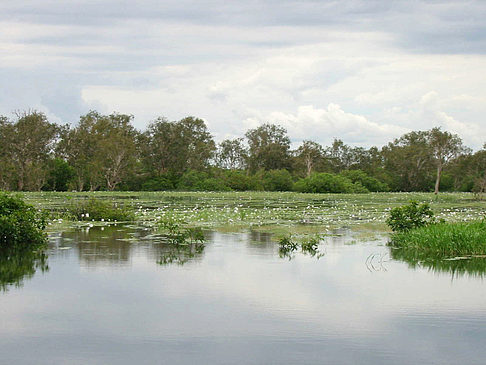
[0,111,59,191]
[157,217,206,265]
[141,175,176,191]
[260,169,294,191]
[216,138,248,170]
[389,221,486,256]
[222,170,262,191]
[0,192,48,250]
[2,111,483,194]
[177,170,231,191]
[68,198,134,221]
[245,123,291,172]
[386,201,436,232]
[44,158,75,191]
[294,172,368,193]
[278,234,324,260]
[340,170,389,192]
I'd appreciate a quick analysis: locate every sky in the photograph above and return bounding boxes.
[1,0,485,149]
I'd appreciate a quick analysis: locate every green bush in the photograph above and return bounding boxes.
[0,192,48,250]
[223,170,262,191]
[69,198,134,221]
[177,170,231,191]
[386,201,435,232]
[294,173,368,193]
[340,170,389,192]
[142,175,175,191]
[261,169,294,191]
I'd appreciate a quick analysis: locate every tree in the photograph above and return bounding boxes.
[140,116,215,176]
[382,130,435,191]
[294,140,324,177]
[215,138,248,170]
[0,116,15,190]
[59,111,138,191]
[427,127,468,195]
[245,123,291,172]
[4,111,59,191]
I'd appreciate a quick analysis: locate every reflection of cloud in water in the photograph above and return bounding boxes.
[2,229,486,364]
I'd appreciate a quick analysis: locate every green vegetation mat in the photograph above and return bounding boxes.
[21,191,486,237]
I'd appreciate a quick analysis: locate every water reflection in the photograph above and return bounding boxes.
[2,227,486,364]
[390,247,486,278]
[0,247,48,292]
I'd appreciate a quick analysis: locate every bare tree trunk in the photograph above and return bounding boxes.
[434,165,442,195]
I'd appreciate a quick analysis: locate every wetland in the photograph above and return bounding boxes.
[1,191,486,364]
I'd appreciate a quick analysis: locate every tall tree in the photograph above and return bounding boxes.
[427,127,468,195]
[294,140,324,177]
[245,123,291,172]
[5,111,58,191]
[140,116,215,176]
[382,131,434,191]
[59,111,138,191]
[216,138,248,170]
[0,116,15,190]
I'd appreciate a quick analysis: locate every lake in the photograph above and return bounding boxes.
[1,224,485,364]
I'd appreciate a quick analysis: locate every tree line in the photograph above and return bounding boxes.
[1,110,485,195]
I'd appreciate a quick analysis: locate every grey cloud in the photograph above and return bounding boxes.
[2,1,485,54]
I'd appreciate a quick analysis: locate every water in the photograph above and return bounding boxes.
[1,225,486,364]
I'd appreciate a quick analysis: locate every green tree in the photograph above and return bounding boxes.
[245,123,291,172]
[294,140,324,177]
[0,116,15,190]
[59,111,138,191]
[216,138,248,170]
[5,111,59,191]
[140,116,215,176]
[382,131,435,191]
[427,127,468,195]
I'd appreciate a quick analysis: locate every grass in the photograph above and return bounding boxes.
[389,221,486,257]
[19,191,486,236]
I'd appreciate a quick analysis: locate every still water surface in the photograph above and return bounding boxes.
[1,225,485,364]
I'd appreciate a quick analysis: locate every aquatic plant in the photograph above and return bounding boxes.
[389,221,486,256]
[0,192,48,249]
[386,201,436,232]
[69,198,134,221]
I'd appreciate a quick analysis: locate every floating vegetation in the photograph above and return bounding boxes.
[66,198,134,222]
[278,234,325,260]
[156,217,206,266]
[20,191,486,236]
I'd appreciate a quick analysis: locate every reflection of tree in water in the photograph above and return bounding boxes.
[157,241,205,266]
[0,247,48,292]
[156,226,206,266]
[64,226,134,267]
[391,248,486,278]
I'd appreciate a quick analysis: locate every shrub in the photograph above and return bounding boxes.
[69,198,134,221]
[340,170,389,192]
[141,175,175,191]
[0,192,48,250]
[223,170,262,191]
[261,169,293,191]
[177,170,231,191]
[294,173,369,193]
[386,201,435,232]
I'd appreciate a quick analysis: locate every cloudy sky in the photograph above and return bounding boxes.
[1,0,485,148]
